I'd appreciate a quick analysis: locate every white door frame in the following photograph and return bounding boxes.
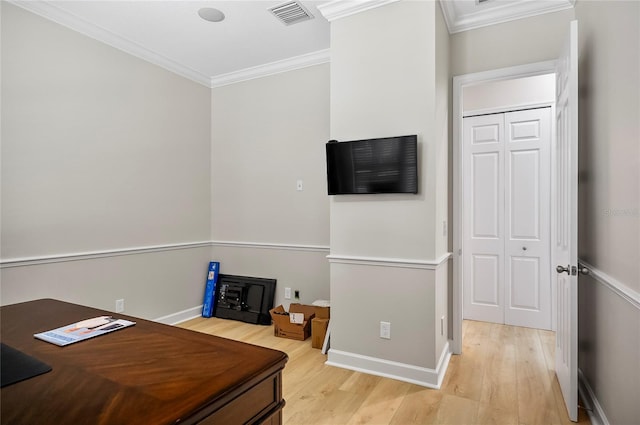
[452,60,557,355]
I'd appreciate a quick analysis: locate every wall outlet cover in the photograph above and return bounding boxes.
[380,321,391,339]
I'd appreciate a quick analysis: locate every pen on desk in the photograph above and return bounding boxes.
[66,316,113,332]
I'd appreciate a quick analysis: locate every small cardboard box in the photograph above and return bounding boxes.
[314,306,330,320]
[311,318,329,349]
[269,304,316,341]
[312,300,330,319]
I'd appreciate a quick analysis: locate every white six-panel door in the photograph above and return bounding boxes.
[463,113,505,324]
[554,20,579,422]
[463,107,552,330]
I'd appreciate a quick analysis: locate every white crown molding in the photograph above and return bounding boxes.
[327,252,452,270]
[439,0,576,34]
[210,49,330,88]
[8,0,212,87]
[10,0,329,88]
[317,0,400,22]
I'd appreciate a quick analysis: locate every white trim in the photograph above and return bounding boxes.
[0,241,212,268]
[212,240,330,253]
[452,60,558,354]
[454,61,558,88]
[463,101,554,118]
[8,1,330,89]
[154,305,203,326]
[327,252,452,270]
[578,260,640,310]
[578,368,610,425]
[326,342,450,389]
[317,0,399,22]
[439,0,575,35]
[8,0,211,87]
[0,240,330,268]
[211,49,330,88]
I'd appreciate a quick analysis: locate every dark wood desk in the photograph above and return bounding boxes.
[0,299,287,425]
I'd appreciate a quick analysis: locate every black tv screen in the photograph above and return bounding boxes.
[325,135,418,195]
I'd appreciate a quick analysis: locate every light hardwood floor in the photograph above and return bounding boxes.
[179,318,591,425]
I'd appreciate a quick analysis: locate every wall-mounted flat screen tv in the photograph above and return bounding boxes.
[325,135,418,195]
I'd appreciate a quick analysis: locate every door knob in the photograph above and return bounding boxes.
[556,265,570,274]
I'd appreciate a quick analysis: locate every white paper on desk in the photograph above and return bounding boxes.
[289,312,304,324]
[34,317,136,346]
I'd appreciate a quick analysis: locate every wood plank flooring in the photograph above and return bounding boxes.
[179,318,591,424]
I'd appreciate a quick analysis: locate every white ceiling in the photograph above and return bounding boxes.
[9,0,574,87]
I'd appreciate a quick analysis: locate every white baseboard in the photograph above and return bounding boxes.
[326,342,451,389]
[578,368,610,425]
[154,305,203,325]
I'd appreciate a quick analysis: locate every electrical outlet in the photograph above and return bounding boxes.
[296,179,303,191]
[294,290,300,299]
[115,299,125,313]
[284,287,292,300]
[380,321,391,339]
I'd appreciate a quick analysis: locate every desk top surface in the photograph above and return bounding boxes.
[0,299,287,425]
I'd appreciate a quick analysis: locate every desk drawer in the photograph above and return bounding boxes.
[198,372,283,425]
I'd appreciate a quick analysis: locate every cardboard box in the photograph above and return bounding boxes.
[311,300,330,319]
[269,304,316,341]
[311,318,329,349]
[314,306,330,319]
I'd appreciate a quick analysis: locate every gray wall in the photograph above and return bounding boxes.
[574,1,640,424]
[463,74,555,113]
[328,1,449,381]
[451,5,640,423]
[330,0,441,260]
[1,3,212,318]
[210,65,331,309]
[435,2,451,353]
[450,8,575,76]
[1,2,331,319]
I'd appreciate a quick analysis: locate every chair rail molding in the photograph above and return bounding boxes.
[0,241,213,268]
[1,240,331,268]
[579,259,640,310]
[327,252,452,270]
[211,240,330,253]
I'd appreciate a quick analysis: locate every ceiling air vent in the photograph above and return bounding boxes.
[268,1,315,26]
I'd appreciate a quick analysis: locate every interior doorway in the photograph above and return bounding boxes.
[452,62,558,355]
[462,104,553,330]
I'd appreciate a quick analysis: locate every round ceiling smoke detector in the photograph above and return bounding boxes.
[198,7,225,23]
